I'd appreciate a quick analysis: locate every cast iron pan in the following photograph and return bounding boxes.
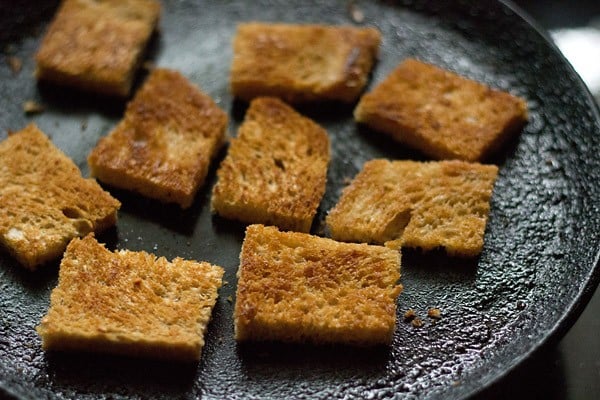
[1,0,599,399]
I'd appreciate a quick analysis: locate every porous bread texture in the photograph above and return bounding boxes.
[354,58,528,161]
[37,234,224,361]
[231,23,381,103]
[211,97,329,232]
[35,0,160,96]
[326,159,499,257]
[234,224,402,345]
[0,124,120,269]
[88,68,228,209]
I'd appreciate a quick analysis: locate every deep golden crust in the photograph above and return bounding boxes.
[211,97,330,232]
[36,235,224,361]
[326,159,498,257]
[88,68,228,208]
[0,125,120,269]
[234,225,402,345]
[231,23,381,103]
[354,59,528,161]
[35,0,160,96]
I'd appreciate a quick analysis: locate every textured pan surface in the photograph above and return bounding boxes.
[1,0,599,399]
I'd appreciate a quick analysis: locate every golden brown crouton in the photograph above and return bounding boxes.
[231,23,381,103]
[88,68,228,209]
[211,97,329,232]
[35,0,160,96]
[37,234,224,361]
[354,59,528,161]
[0,124,120,269]
[234,224,402,345]
[326,159,498,257]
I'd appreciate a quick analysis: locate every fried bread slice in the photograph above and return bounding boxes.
[326,159,499,257]
[37,234,224,361]
[211,97,329,232]
[354,59,528,161]
[0,124,120,269]
[231,23,381,103]
[88,68,228,208]
[234,224,402,345]
[35,0,160,96]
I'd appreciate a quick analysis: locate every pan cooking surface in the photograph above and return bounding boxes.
[1,1,599,399]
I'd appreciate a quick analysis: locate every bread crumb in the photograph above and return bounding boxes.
[403,308,416,321]
[427,308,441,319]
[6,56,22,74]
[411,317,423,328]
[348,1,365,23]
[23,101,45,115]
[226,295,233,303]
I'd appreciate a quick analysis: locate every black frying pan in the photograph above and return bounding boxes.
[1,1,599,399]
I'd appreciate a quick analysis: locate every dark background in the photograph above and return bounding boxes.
[514,0,600,30]
[479,1,600,399]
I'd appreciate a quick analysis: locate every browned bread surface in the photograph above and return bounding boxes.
[354,58,528,161]
[35,0,160,96]
[211,97,329,232]
[0,124,120,269]
[88,68,228,209]
[234,224,402,345]
[231,23,381,103]
[37,235,224,361]
[326,159,499,257]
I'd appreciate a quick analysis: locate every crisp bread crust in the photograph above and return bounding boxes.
[88,68,228,209]
[36,235,224,361]
[35,0,160,96]
[354,58,528,161]
[0,124,121,269]
[326,159,499,257]
[231,23,381,103]
[211,97,330,232]
[234,224,402,345]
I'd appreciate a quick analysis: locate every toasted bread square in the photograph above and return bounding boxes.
[88,68,228,208]
[211,97,329,232]
[326,159,498,257]
[37,235,224,361]
[0,125,120,269]
[354,59,528,161]
[35,0,160,96]
[234,225,402,345]
[231,23,381,103]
